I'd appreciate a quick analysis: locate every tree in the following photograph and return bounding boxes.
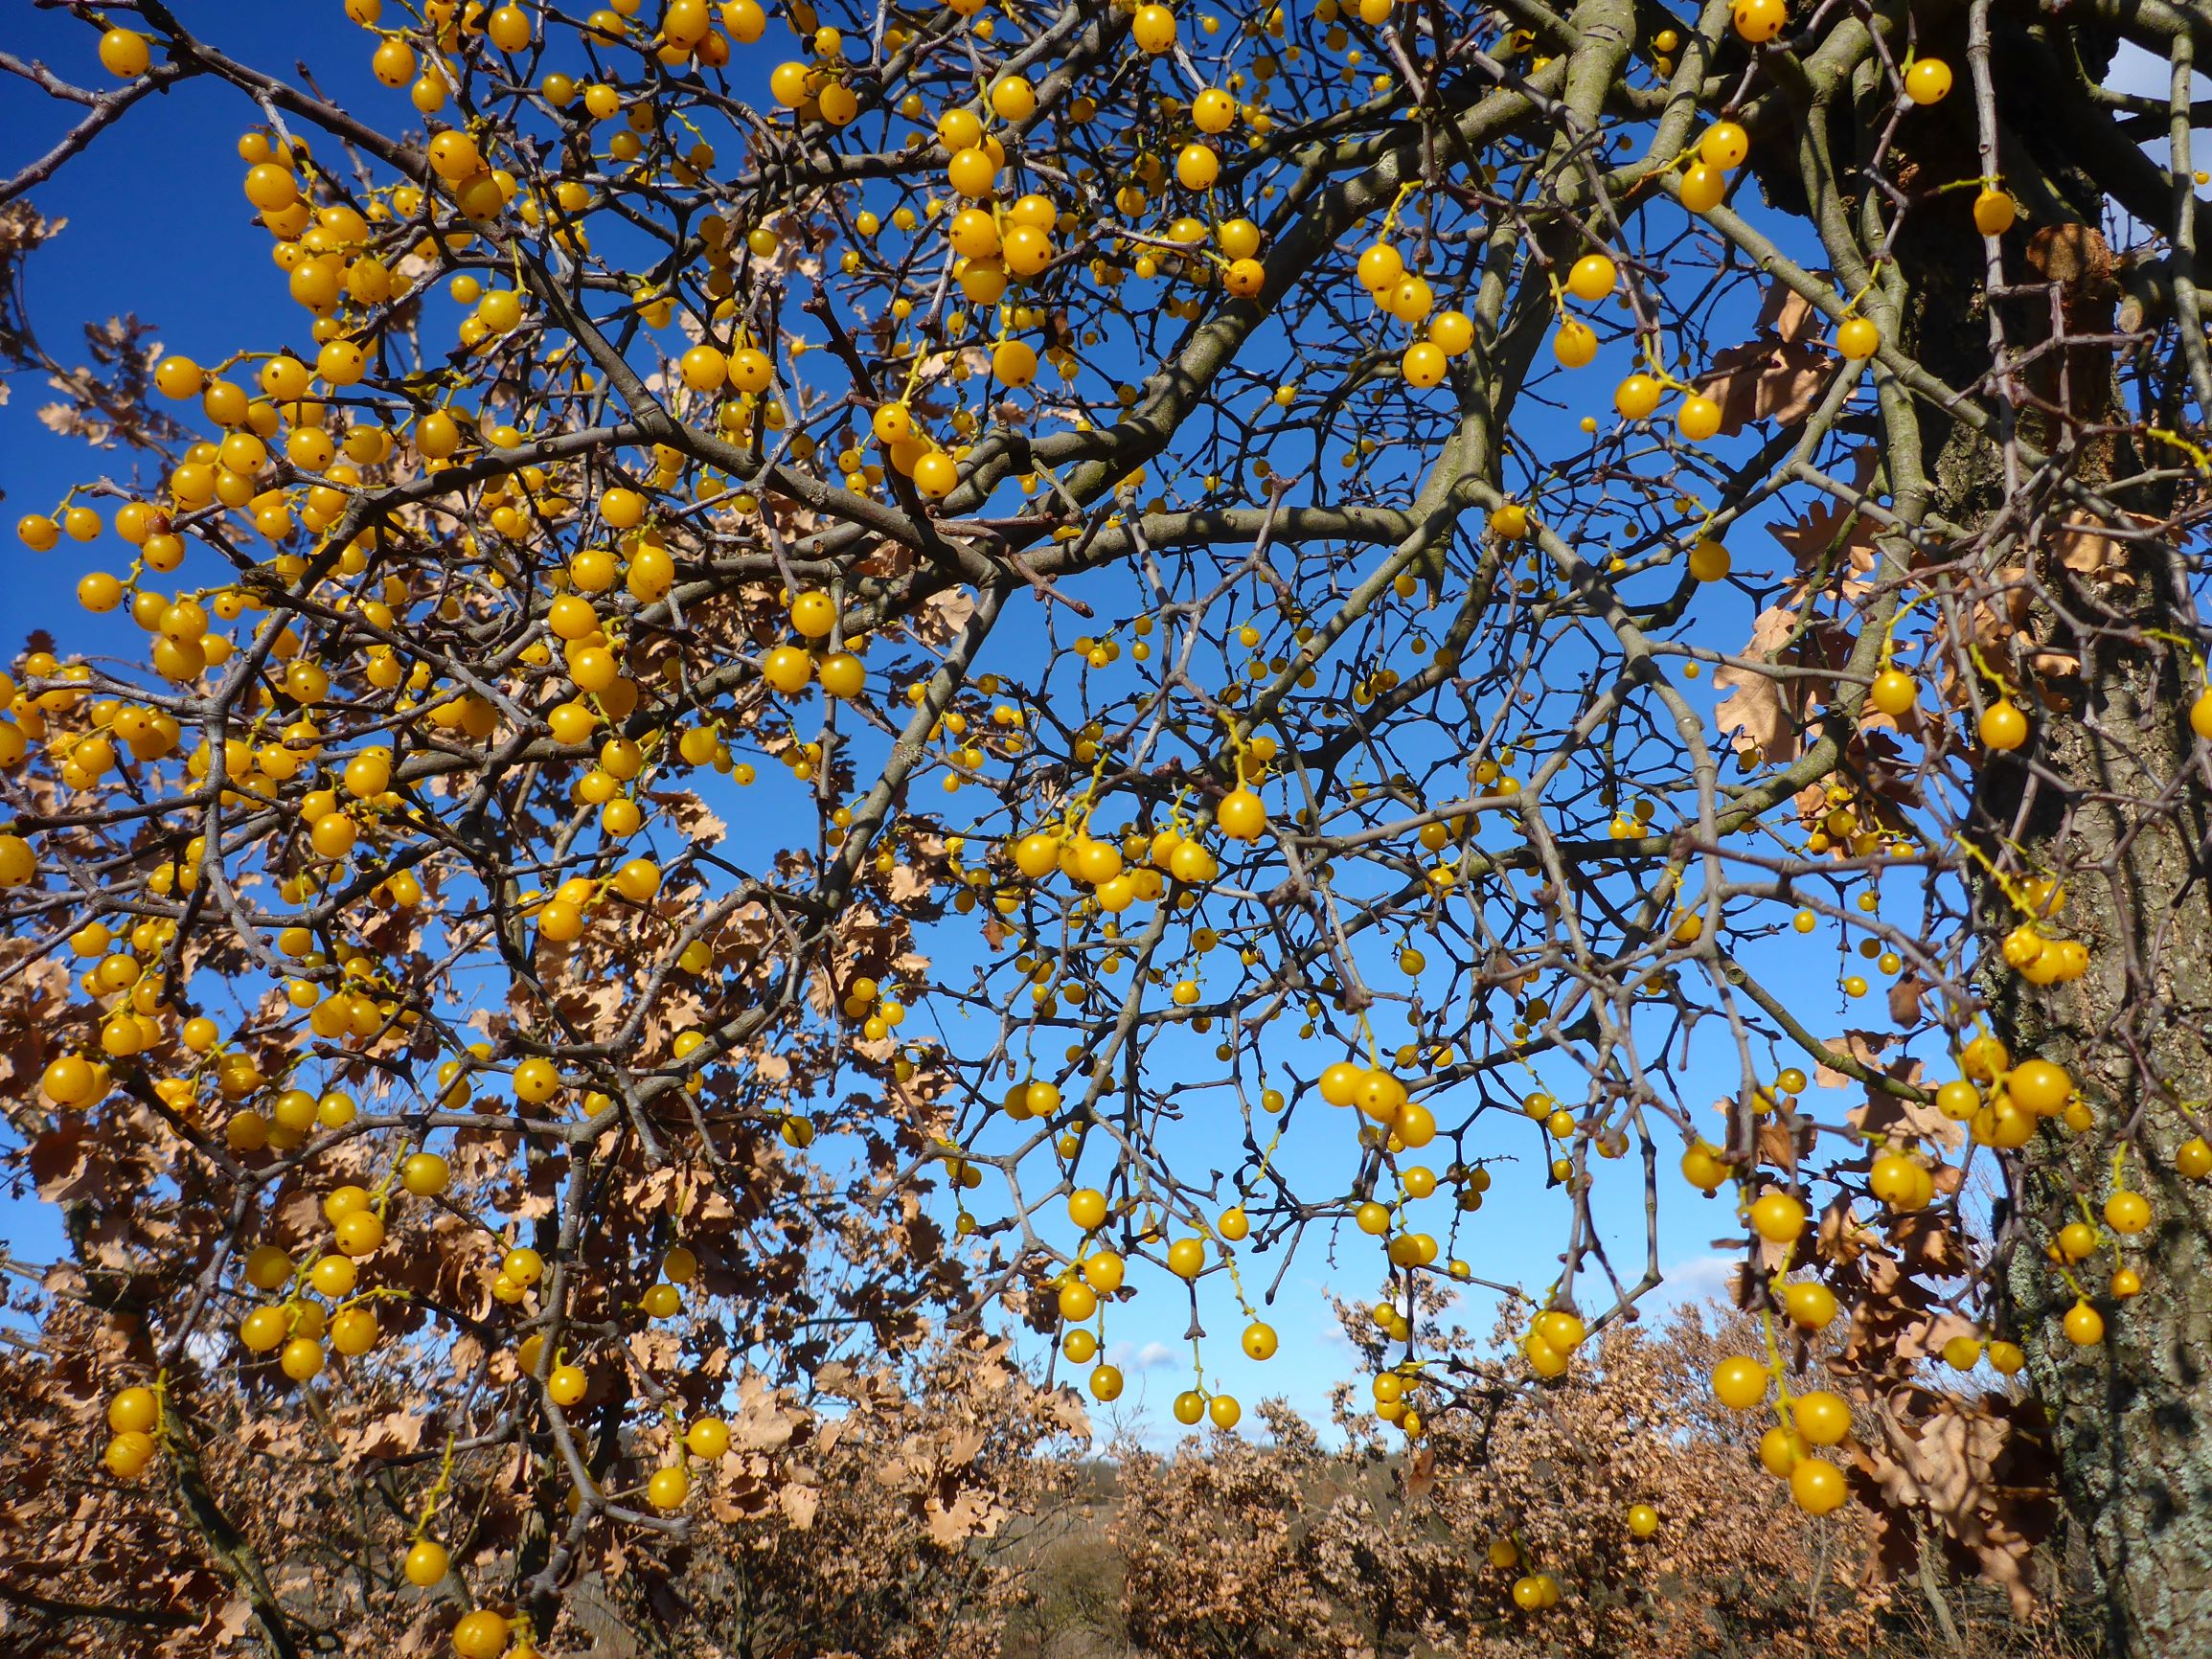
[1,0,2208,1651]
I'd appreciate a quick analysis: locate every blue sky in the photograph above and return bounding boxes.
[0,2,1906,1443]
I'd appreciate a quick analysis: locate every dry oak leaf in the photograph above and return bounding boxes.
[1691,283,1832,438]
[1889,1207,1972,1278]
[0,940,73,1090]
[27,1122,99,1204]
[1814,1192,1876,1265]
[645,785,726,845]
[1756,1118,1814,1171]
[1712,605,1805,761]
[1482,946,1537,998]
[335,1407,427,1465]
[2051,506,2155,588]
[215,1597,255,1646]
[1813,1028,1899,1092]
[1845,1057,1959,1150]
[1404,1444,1438,1501]
[710,1476,775,1522]
[1769,444,1881,600]
[731,1371,807,1450]
[916,585,978,644]
[1944,564,2031,658]
[1886,971,1926,1028]
[778,1482,821,1529]
[924,1485,1005,1547]
[887,861,937,905]
[1893,1309,1981,1366]
[1837,1255,1931,1375]
[1853,1395,2055,1616]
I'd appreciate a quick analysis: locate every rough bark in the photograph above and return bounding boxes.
[1885,39,2212,1628]
[1973,518,2212,1656]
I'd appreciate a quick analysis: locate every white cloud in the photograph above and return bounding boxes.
[1106,1339,1177,1371]
[1654,1254,1737,1307]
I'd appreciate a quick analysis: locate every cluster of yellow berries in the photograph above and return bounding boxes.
[101,1385,161,1480]
[1005,787,1277,916]
[1519,1307,1586,1379]
[1485,1534,1567,1613]
[1319,1059,1438,1149]
[1710,1352,1855,1515]
[1359,240,1473,390]
[231,1189,397,1383]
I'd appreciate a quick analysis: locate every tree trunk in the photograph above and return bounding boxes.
[1901,50,2212,1631]
[1973,538,2212,1654]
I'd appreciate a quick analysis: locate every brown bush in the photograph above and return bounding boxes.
[1101,1298,2087,1659]
[0,1285,2088,1659]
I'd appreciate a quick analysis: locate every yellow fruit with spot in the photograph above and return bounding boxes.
[1687,538,1730,581]
[1679,1142,1727,1192]
[1536,1310,1585,1352]
[2007,1058,2071,1115]
[1785,1281,1837,1329]
[335,1210,386,1257]
[1980,699,2028,751]
[1402,341,1448,389]
[1614,373,1661,419]
[912,450,959,499]
[1836,317,1881,360]
[2106,1191,2152,1235]
[1699,123,1749,170]
[1216,788,1266,841]
[763,646,812,694]
[109,1387,159,1434]
[99,28,151,77]
[105,1430,155,1478]
[1905,57,1953,104]
[1973,189,2017,237]
[1131,4,1176,52]
[1679,162,1726,214]
[993,340,1038,386]
[1058,1279,1098,1321]
[1869,669,1917,716]
[1523,1333,1569,1377]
